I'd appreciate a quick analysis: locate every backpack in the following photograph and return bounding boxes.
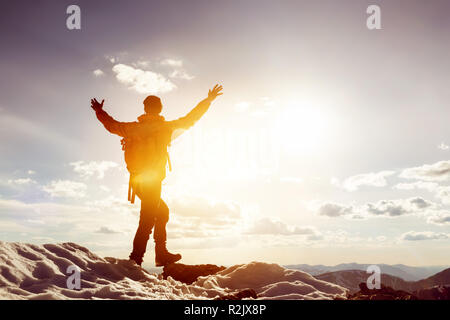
[121,130,172,204]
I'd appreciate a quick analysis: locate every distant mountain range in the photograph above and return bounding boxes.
[285,263,448,281]
[310,268,450,295]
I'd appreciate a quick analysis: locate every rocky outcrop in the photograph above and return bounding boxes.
[347,283,418,300]
[317,267,450,297]
[215,289,258,300]
[316,270,416,294]
[163,263,226,284]
[414,285,450,300]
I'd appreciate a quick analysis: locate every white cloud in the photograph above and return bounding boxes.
[99,185,110,192]
[317,202,356,218]
[160,58,183,67]
[27,170,36,175]
[400,231,449,241]
[135,60,150,68]
[399,160,450,182]
[317,197,436,218]
[43,180,87,198]
[438,142,449,150]
[169,69,194,80]
[93,69,104,77]
[341,170,395,191]
[106,56,117,64]
[7,178,36,186]
[426,211,450,225]
[169,196,241,225]
[435,186,450,205]
[365,197,434,217]
[95,226,121,234]
[112,63,176,94]
[393,181,438,192]
[70,161,118,179]
[245,217,322,240]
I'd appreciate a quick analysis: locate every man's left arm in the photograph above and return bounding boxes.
[91,98,136,137]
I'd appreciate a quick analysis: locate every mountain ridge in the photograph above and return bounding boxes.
[285,263,448,281]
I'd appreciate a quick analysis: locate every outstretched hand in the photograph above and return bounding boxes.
[207,84,223,102]
[90,98,104,112]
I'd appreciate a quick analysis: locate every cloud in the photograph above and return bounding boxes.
[317,202,356,218]
[7,178,36,186]
[317,197,436,219]
[399,160,450,182]
[70,161,118,179]
[365,197,433,217]
[165,196,243,240]
[95,226,121,234]
[27,170,36,175]
[106,55,117,64]
[400,231,449,241]
[341,170,395,191]
[438,142,449,150]
[134,60,150,68]
[426,211,450,225]
[93,69,104,77]
[160,59,183,67]
[393,181,438,192]
[245,217,322,240]
[112,63,176,94]
[169,69,194,80]
[169,196,241,225]
[43,180,87,198]
[0,198,134,247]
[435,186,450,205]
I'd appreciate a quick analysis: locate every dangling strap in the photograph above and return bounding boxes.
[127,174,136,204]
[167,151,172,172]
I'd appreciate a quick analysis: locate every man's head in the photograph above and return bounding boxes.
[143,95,163,115]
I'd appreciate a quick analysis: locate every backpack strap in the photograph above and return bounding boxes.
[167,151,172,172]
[127,173,136,204]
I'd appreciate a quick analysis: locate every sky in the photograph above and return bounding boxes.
[0,0,450,268]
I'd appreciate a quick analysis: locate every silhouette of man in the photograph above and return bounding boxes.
[91,85,223,266]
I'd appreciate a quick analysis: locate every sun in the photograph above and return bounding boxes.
[275,99,331,155]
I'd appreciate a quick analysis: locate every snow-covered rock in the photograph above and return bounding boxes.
[0,242,347,300]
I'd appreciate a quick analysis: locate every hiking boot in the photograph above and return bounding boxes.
[155,244,181,267]
[129,253,143,267]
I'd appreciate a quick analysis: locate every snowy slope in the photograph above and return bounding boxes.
[0,242,347,300]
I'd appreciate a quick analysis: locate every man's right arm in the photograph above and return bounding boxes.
[168,84,223,132]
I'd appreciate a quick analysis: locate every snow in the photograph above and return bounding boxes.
[0,242,347,300]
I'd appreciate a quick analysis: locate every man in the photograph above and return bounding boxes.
[91,84,223,267]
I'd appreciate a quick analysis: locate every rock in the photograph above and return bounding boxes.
[215,289,258,300]
[347,282,418,300]
[414,285,450,300]
[163,263,226,284]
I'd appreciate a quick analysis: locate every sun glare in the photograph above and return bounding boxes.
[275,100,331,154]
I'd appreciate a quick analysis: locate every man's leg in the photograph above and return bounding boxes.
[129,181,160,266]
[153,199,169,245]
[154,199,181,266]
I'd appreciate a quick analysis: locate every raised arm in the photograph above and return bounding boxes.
[168,84,223,131]
[91,98,137,137]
